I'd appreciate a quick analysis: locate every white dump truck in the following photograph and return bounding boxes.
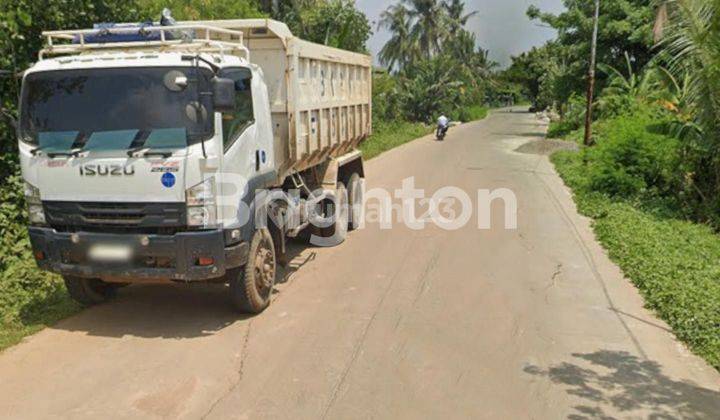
[18,18,371,313]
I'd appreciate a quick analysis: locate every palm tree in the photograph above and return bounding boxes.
[378,4,417,70]
[379,0,478,70]
[655,0,720,217]
[443,0,477,37]
[404,0,448,58]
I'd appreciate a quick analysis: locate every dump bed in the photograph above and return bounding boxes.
[188,19,373,178]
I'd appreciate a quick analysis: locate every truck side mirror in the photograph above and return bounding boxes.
[212,77,236,113]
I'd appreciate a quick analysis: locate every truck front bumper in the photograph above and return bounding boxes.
[28,227,248,281]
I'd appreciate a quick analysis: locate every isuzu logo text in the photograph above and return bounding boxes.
[79,164,135,176]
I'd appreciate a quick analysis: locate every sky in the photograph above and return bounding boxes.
[355,0,566,68]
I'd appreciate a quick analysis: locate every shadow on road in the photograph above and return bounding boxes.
[47,242,314,340]
[523,350,720,419]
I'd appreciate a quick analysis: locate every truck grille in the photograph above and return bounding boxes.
[43,201,187,234]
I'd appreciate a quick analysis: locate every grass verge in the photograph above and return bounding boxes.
[360,120,432,159]
[462,105,489,122]
[552,150,720,370]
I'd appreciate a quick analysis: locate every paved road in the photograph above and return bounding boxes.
[1,110,718,419]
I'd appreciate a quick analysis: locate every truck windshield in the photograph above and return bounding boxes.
[19,66,214,152]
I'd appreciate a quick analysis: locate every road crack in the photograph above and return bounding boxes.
[199,320,253,419]
[320,237,418,419]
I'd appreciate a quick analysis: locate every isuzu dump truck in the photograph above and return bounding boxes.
[18,18,371,313]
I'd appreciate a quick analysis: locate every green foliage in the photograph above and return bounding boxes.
[372,70,403,123]
[296,0,370,53]
[459,104,487,122]
[394,55,468,122]
[657,0,720,225]
[546,93,587,138]
[584,112,681,199]
[552,150,720,370]
[268,0,370,53]
[527,0,655,107]
[504,42,573,111]
[0,174,80,351]
[137,0,264,20]
[359,120,431,160]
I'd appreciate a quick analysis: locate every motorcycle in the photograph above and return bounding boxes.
[436,123,449,140]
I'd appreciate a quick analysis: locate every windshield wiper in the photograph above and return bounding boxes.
[143,150,173,158]
[126,146,149,157]
[127,147,174,158]
[127,130,151,157]
[43,132,89,158]
[46,148,84,158]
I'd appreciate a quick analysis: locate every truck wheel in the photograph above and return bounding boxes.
[63,276,116,305]
[318,182,348,245]
[229,228,276,313]
[346,173,364,231]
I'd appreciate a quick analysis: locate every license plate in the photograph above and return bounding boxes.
[88,244,133,262]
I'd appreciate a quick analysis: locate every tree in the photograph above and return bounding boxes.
[379,0,480,70]
[504,42,571,110]
[378,4,418,70]
[299,0,370,53]
[655,0,720,220]
[405,0,449,58]
[443,0,476,36]
[138,0,264,20]
[526,0,655,107]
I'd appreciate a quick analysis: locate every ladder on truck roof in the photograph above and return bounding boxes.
[39,24,249,60]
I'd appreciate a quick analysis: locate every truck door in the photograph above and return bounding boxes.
[217,67,275,228]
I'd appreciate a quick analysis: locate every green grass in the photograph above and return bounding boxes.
[552,150,720,370]
[360,120,432,160]
[462,105,489,122]
[0,256,80,351]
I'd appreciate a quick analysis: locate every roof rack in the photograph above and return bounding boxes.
[40,24,249,61]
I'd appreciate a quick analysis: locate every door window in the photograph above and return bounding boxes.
[219,68,254,151]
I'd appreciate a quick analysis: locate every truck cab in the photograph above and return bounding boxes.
[19,20,371,313]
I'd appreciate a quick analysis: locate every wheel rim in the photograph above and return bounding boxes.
[253,236,275,296]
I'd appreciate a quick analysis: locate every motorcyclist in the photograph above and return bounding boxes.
[436,114,449,138]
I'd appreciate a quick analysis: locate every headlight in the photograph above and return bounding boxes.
[24,182,46,225]
[28,204,46,225]
[186,178,217,227]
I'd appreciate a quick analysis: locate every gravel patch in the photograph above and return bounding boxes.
[515,139,579,155]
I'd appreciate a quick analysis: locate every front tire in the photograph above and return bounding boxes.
[63,276,116,305]
[229,228,277,313]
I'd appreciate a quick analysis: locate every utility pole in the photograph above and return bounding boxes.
[584,0,600,146]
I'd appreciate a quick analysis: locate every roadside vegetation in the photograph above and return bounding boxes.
[505,0,720,369]
[0,0,491,350]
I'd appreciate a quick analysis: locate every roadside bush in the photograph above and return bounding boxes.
[458,104,488,122]
[547,93,586,138]
[583,111,681,200]
[372,70,402,123]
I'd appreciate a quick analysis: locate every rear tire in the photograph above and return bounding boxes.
[318,182,348,245]
[63,276,116,305]
[229,228,277,313]
[346,173,364,231]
